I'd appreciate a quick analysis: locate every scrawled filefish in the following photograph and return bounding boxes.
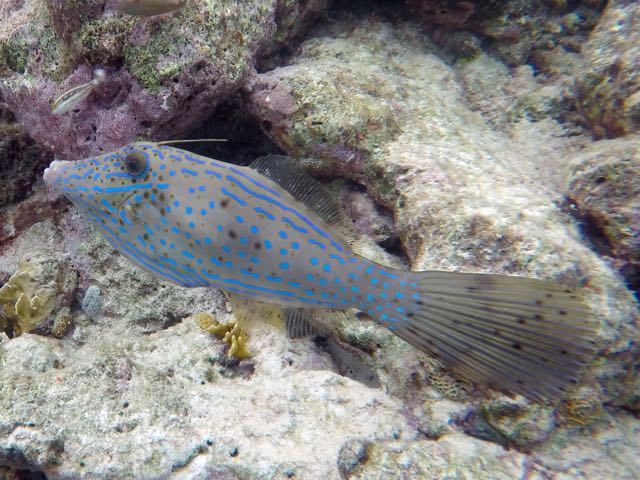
[116,0,187,16]
[43,142,597,400]
[51,68,106,115]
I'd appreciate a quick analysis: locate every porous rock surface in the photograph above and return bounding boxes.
[0,0,330,159]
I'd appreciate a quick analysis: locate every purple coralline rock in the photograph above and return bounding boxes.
[0,0,331,159]
[0,95,53,208]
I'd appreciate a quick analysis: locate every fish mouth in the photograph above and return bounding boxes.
[43,160,73,188]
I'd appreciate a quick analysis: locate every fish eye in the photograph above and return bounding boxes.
[124,151,148,177]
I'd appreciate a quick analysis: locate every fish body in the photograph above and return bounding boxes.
[52,69,106,115]
[116,0,187,16]
[43,143,596,400]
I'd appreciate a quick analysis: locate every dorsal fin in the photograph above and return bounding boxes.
[250,155,362,248]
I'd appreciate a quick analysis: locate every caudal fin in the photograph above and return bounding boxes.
[376,271,597,401]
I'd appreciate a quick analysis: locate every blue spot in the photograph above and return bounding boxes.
[250,225,259,234]
[348,273,359,281]
[224,261,234,268]
[308,239,326,250]
[185,206,193,215]
[241,268,259,279]
[380,270,398,279]
[189,222,195,229]
[279,230,288,239]
[383,283,389,289]
[322,264,331,273]
[319,278,328,286]
[395,307,405,313]
[266,275,282,283]
[395,292,404,299]
[169,170,176,176]
[236,215,244,223]
[170,243,175,249]
[239,237,249,246]
[204,237,212,245]
[181,168,198,177]
[280,248,288,256]
[310,258,319,266]
[217,225,224,232]
[381,314,389,321]
[255,207,275,220]
[171,226,181,235]
[195,239,201,246]
[279,262,289,270]
[238,251,247,258]
[264,240,272,250]
[411,282,418,288]
[291,241,300,250]
[173,200,180,207]
[209,200,216,209]
[351,286,360,293]
[184,232,192,239]
[201,209,207,216]
[199,186,206,192]
[367,293,375,301]
[371,278,379,285]
[250,256,260,264]
[149,244,156,252]
[182,250,194,259]
[159,164,166,170]
[400,280,407,286]
[288,281,301,288]
[197,259,203,265]
[306,274,315,281]
[159,239,167,246]
[166,206,172,213]
[221,187,247,206]
[304,290,314,296]
[189,187,196,194]
[222,245,232,253]
[380,292,388,299]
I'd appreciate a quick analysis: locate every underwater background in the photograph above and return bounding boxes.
[0,0,638,478]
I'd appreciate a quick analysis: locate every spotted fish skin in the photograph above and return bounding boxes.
[43,142,596,401]
[44,143,409,314]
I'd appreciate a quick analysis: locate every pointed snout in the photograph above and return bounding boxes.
[43,160,73,188]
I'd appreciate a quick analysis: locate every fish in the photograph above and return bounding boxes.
[51,68,106,115]
[116,0,187,16]
[43,142,597,401]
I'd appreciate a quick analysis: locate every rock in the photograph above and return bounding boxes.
[244,17,639,409]
[565,135,640,294]
[0,97,53,208]
[0,0,331,158]
[574,1,640,138]
[346,433,541,480]
[0,319,415,478]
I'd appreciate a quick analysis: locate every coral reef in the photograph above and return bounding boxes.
[407,0,606,67]
[0,0,331,158]
[193,311,251,360]
[245,16,639,409]
[0,251,76,337]
[0,96,53,207]
[0,1,638,478]
[573,1,640,138]
[565,135,640,294]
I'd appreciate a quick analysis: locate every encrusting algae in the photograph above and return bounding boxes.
[193,312,251,359]
[43,143,598,402]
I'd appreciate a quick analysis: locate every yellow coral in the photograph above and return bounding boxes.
[193,312,251,359]
[0,254,57,336]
